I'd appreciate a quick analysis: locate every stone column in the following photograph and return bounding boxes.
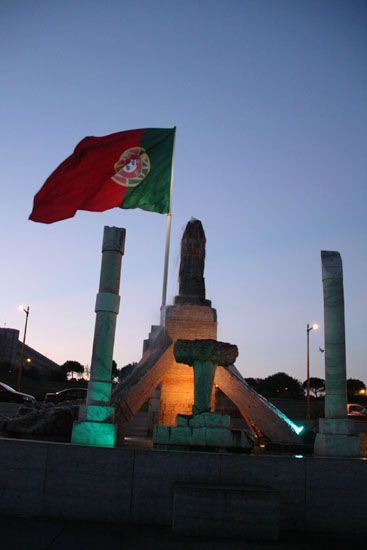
[72,226,125,447]
[314,250,365,457]
[322,250,347,418]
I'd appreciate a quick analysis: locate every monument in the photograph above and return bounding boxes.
[154,339,254,451]
[174,218,211,306]
[113,218,303,446]
[314,251,366,457]
[72,226,125,447]
[159,218,218,424]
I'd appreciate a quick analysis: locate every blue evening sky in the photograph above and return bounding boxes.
[0,0,366,384]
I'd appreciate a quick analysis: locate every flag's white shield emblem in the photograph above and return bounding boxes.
[111,147,150,187]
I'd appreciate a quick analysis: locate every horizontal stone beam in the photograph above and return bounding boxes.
[174,339,238,367]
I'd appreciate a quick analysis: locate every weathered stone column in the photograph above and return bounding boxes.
[314,250,366,457]
[174,339,238,415]
[321,250,347,418]
[72,226,125,447]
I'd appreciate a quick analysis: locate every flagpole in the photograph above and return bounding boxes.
[161,127,176,320]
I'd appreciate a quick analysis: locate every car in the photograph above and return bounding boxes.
[347,403,367,420]
[0,382,36,403]
[44,387,87,404]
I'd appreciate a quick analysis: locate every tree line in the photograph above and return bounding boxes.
[245,372,366,399]
[1,359,365,400]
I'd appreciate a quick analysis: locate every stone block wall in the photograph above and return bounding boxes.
[1,437,367,540]
[159,305,217,426]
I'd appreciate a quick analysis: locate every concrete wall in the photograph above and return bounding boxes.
[1,437,366,539]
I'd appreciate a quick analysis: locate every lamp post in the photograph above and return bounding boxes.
[306,322,319,420]
[17,305,30,391]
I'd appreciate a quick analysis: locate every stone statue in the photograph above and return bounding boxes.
[174,339,238,415]
[174,218,211,306]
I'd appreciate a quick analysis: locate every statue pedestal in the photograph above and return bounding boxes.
[155,338,253,453]
[154,412,253,452]
[72,405,116,448]
[314,418,367,457]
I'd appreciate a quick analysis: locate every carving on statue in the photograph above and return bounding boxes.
[174,218,211,306]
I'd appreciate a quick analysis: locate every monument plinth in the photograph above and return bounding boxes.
[154,338,253,451]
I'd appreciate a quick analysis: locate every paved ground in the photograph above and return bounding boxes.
[0,517,360,550]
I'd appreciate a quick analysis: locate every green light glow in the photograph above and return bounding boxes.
[86,405,115,422]
[89,381,111,402]
[263,399,305,436]
[71,421,116,447]
[293,424,304,435]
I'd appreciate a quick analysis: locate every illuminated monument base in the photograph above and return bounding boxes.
[154,411,253,451]
[72,418,116,448]
[154,339,254,452]
[72,404,116,447]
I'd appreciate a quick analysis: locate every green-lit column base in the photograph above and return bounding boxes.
[71,420,116,448]
[85,405,115,422]
[89,381,111,402]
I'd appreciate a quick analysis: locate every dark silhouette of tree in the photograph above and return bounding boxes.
[347,378,366,397]
[61,360,84,379]
[302,377,325,397]
[244,377,263,392]
[118,362,138,382]
[112,360,119,379]
[258,372,303,398]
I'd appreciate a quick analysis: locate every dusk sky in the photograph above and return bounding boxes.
[1,0,366,385]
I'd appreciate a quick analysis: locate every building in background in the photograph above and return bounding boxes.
[0,327,60,376]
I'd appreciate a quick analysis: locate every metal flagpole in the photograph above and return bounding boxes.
[161,127,176,320]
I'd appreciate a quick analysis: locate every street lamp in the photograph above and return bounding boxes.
[17,305,30,391]
[306,322,319,420]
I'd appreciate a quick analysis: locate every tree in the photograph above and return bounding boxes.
[347,378,366,397]
[112,360,119,379]
[257,372,303,398]
[302,377,325,398]
[244,377,263,392]
[61,360,84,379]
[118,362,138,382]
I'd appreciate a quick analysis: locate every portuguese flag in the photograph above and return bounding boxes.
[29,127,175,224]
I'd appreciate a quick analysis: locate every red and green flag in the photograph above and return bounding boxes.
[29,127,175,224]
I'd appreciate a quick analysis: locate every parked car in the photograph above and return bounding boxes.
[44,387,87,403]
[0,382,36,403]
[347,403,367,420]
